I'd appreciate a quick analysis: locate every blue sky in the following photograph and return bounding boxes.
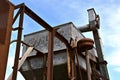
[6,0,120,80]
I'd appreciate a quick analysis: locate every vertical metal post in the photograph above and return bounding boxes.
[47,31,54,80]
[92,29,109,80]
[75,48,82,80]
[85,50,91,80]
[0,1,14,80]
[43,54,47,80]
[71,49,76,80]
[66,49,71,79]
[12,6,24,80]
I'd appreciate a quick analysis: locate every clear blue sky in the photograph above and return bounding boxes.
[6,0,120,80]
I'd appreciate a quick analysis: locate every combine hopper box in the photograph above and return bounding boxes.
[20,22,98,80]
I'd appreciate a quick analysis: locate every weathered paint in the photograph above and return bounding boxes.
[23,22,84,56]
[20,22,98,80]
[0,1,14,80]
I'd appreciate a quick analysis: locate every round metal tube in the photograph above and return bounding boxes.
[78,24,96,32]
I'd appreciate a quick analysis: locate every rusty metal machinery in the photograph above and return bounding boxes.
[77,38,94,80]
[0,1,110,80]
[78,8,110,80]
[5,3,72,80]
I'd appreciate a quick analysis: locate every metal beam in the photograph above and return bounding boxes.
[24,5,71,49]
[12,6,24,80]
[92,29,109,80]
[47,31,54,80]
[0,1,14,80]
[85,50,91,80]
[7,47,33,80]
[24,6,53,31]
[10,40,44,55]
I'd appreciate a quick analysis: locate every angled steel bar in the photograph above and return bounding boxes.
[14,3,24,9]
[21,41,44,55]
[24,6,53,31]
[7,47,33,80]
[54,32,72,49]
[12,8,22,25]
[10,40,44,55]
[24,5,72,49]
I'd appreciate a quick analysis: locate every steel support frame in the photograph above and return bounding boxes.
[78,9,109,80]
[12,4,25,80]
[92,29,109,80]
[9,3,72,80]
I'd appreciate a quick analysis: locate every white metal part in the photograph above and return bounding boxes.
[87,8,96,22]
[7,47,33,80]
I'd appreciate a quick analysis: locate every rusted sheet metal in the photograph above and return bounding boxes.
[22,23,84,56]
[21,22,97,70]
[0,1,14,80]
[10,40,44,55]
[0,1,13,44]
